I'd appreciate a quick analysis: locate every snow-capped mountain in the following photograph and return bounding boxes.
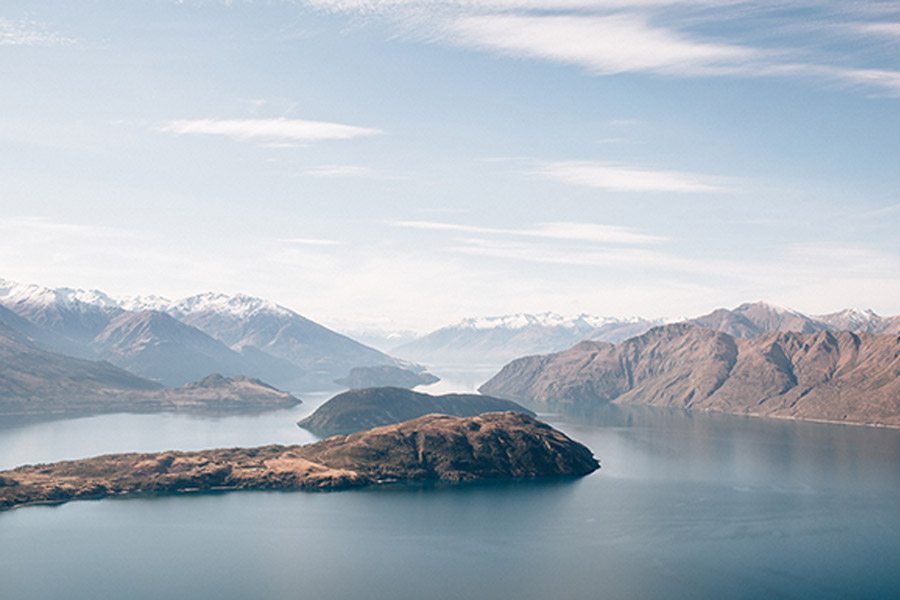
[0,278,408,391]
[117,294,174,313]
[393,313,662,369]
[165,292,402,387]
[0,278,122,351]
[814,308,900,335]
[453,312,631,331]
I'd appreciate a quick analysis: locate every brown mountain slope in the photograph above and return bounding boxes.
[0,412,599,511]
[0,321,164,415]
[480,324,900,427]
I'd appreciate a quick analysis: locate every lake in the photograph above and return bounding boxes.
[1,389,899,599]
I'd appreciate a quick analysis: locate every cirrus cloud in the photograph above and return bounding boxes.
[532,160,728,192]
[158,118,383,142]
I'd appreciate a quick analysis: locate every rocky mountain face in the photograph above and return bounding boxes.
[0,278,407,391]
[394,312,661,368]
[480,324,900,428]
[0,412,600,511]
[297,386,535,436]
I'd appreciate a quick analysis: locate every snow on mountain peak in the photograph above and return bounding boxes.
[0,278,118,311]
[117,295,173,313]
[171,292,290,318]
[453,312,636,331]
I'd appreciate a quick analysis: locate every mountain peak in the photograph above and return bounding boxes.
[735,301,800,316]
[452,312,635,331]
[0,278,118,311]
[171,292,289,319]
[117,294,173,312]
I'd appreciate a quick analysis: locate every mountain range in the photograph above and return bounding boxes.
[395,302,900,370]
[480,323,900,428]
[687,302,900,338]
[393,313,663,368]
[0,278,413,391]
[0,320,298,416]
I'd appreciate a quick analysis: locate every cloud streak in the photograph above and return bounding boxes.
[301,0,900,97]
[302,164,381,178]
[395,219,667,244]
[158,118,383,142]
[531,160,728,192]
[447,14,758,76]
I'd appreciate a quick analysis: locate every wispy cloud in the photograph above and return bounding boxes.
[279,237,342,246]
[302,164,380,178]
[532,160,727,193]
[0,18,75,46]
[300,1,900,97]
[395,219,667,244]
[447,14,758,76]
[158,118,383,142]
[853,22,900,38]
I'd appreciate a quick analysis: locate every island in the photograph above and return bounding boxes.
[0,412,599,511]
[297,386,535,436]
[155,374,300,412]
[334,365,440,390]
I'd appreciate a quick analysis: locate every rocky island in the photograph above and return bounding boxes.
[0,412,599,511]
[298,386,535,436]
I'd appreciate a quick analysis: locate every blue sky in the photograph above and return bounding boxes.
[1,0,899,332]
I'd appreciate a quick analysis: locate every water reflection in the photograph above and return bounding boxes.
[552,403,900,494]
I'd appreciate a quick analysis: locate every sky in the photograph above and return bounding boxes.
[1,0,899,333]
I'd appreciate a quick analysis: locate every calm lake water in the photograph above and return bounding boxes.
[1,386,900,599]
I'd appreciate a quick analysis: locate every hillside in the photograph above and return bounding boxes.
[481,324,900,427]
[298,386,534,436]
[0,323,298,416]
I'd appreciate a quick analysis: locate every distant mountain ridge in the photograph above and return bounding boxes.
[395,302,900,369]
[0,278,408,391]
[686,301,900,337]
[394,312,663,368]
[0,320,299,416]
[89,310,253,386]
